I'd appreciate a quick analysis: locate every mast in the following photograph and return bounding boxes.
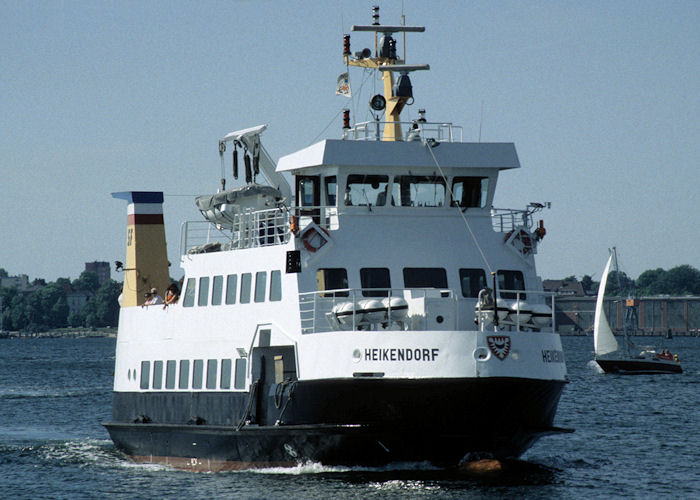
[345,6,428,141]
[612,247,631,357]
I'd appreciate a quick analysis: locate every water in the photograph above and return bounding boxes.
[1,336,699,499]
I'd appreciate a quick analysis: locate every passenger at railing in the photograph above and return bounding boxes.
[146,287,163,305]
[141,291,152,308]
[163,283,180,308]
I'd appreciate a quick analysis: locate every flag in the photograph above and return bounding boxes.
[336,72,351,97]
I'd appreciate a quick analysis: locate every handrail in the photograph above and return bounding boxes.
[490,208,534,233]
[299,287,457,334]
[475,288,557,332]
[343,120,463,142]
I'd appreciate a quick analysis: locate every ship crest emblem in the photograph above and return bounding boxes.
[486,336,511,360]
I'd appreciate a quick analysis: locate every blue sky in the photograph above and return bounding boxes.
[1,0,698,283]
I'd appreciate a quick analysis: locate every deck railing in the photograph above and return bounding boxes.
[475,289,557,333]
[298,287,558,335]
[180,207,293,255]
[298,288,459,334]
[343,120,463,143]
[490,208,534,233]
[179,204,540,255]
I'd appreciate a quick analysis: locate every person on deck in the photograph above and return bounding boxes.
[147,288,163,305]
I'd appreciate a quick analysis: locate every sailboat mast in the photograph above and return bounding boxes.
[611,247,631,357]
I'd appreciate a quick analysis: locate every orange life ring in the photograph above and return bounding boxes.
[302,226,329,252]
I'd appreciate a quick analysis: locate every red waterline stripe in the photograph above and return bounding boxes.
[127,214,164,225]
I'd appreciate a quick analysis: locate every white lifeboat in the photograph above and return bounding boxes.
[194,184,284,229]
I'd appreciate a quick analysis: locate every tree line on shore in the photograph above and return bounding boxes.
[574,264,700,297]
[0,269,121,333]
[1,264,699,333]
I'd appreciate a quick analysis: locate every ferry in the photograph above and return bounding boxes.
[103,8,570,471]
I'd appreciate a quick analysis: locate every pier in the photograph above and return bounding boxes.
[555,296,700,336]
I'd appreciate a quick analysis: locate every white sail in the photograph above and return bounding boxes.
[594,253,619,356]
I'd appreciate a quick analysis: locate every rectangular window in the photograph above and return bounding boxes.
[269,270,282,301]
[192,359,204,389]
[240,273,252,303]
[459,269,488,298]
[220,359,232,389]
[140,361,150,390]
[234,358,247,390]
[325,176,337,206]
[392,176,446,207]
[211,275,224,306]
[360,268,391,297]
[183,278,196,307]
[178,360,190,389]
[226,274,238,304]
[297,176,319,207]
[497,270,526,299]
[198,277,210,306]
[152,360,164,390]
[206,359,218,390]
[451,177,488,208]
[317,268,349,297]
[165,360,177,389]
[403,268,448,288]
[345,175,389,206]
[254,271,267,303]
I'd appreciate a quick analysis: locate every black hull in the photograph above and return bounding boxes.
[596,358,682,374]
[104,377,569,470]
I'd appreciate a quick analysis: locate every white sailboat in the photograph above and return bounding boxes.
[593,249,682,374]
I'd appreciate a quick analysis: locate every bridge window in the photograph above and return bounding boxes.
[403,268,448,288]
[211,275,223,305]
[297,176,319,207]
[346,175,389,206]
[317,268,349,297]
[459,268,488,298]
[360,268,391,297]
[497,270,526,299]
[325,176,337,206]
[392,176,446,207]
[451,177,488,208]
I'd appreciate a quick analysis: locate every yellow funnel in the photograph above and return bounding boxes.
[112,191,170,307]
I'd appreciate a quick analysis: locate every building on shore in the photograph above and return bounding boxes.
[84,261,111,286]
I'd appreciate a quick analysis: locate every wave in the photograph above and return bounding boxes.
[246,460,440,475]
[0,387,106,399]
